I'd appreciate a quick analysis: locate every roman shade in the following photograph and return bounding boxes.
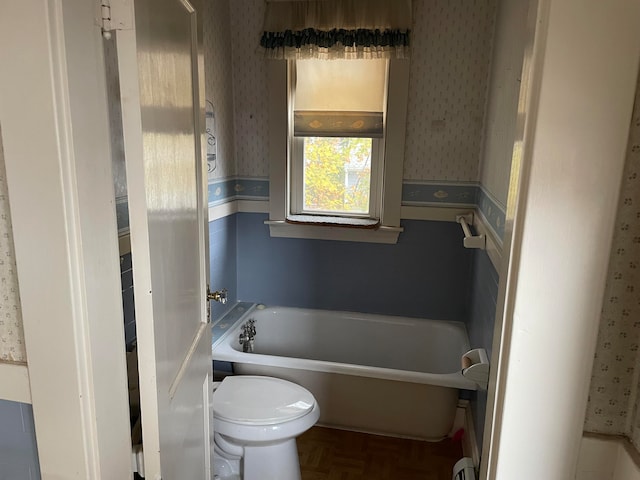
[293,58,386,137]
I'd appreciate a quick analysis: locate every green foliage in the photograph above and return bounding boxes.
[303,137,372,214]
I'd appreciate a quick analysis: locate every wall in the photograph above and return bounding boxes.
[0,126,26,364]
[209,215,238,321]
[479,0,529,210]
[223,0,497,186]
[205,0,240,323]
[236,213,473,320]
[584,71,640,447]
[204,0,237,181]
[467,249,500,450]
[456,0,528,454]
[0,399,40,479]
[207,0,504,313]
[0,127,40,478]
[403,0,496,183]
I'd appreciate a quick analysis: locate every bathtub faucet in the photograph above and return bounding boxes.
[208,287,227,304]
[239,319,256,353]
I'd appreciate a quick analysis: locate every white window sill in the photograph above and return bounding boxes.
[265,219,403,244]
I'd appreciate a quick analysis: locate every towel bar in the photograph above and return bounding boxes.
[456,213,486,249]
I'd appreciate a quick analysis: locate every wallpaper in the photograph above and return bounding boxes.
[227,0,497,183]
[0,126,26,364]
[204,0,238,180]
[229,0,270,178]
[584,73,640,447]
[403,0,497,182]
[478,0,528,207]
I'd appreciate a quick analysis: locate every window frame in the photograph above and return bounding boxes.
[266,57,410,244]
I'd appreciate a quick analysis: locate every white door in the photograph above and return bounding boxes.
[115,0,212,478]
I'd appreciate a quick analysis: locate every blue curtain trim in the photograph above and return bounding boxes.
[260,28,410,50]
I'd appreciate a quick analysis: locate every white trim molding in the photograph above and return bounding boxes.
[265,220,403,244]
[208,199,269,222]
[0,0,133,477]
[0,363,31,404]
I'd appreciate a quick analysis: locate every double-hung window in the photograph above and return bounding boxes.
[266,57,410,243]
[289,59,387,225]
[261,0,411,243]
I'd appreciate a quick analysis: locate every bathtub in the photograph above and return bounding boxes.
[212,305,478,440]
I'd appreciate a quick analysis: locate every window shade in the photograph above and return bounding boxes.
[294,59,386,137]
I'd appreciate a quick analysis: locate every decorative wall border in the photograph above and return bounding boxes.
[207,177,507,245]
[477,185,506,240]
[401,181,478,208]
[208,176,269,206]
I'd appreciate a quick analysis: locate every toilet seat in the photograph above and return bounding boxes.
[213,375,315,425]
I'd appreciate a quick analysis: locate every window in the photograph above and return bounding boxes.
[266,58,410,243]
[290,58,386,223]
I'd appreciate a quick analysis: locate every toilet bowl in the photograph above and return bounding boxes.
[213,375,320,480]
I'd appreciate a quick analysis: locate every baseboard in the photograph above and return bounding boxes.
[578,433,640,480]
[458,399,480,468]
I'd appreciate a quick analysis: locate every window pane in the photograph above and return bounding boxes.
[302,137,372,215]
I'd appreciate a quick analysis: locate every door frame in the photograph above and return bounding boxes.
[481,0,640,478]
[0,0,132,478]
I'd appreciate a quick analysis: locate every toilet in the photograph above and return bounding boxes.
[213,375,320,480]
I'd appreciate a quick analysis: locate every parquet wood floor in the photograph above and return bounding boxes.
[297,427,463,480]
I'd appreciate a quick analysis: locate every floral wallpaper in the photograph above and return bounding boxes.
[584,72,640,449]
[0,126,26,364]
[204,0,238,181]
[403,0,497,182]
[229,0,270,179]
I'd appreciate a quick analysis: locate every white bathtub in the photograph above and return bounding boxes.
[212,305,477,440]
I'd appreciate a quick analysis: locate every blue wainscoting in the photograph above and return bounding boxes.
[209,214,238,322]
[235,213,473,321]
[0,399,41,479]
[466,248,500,451]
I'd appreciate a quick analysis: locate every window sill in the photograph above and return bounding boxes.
[265,219,403,244]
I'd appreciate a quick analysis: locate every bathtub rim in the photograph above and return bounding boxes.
[212,305,479,391]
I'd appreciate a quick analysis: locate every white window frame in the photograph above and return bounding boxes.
[266,58,410,244]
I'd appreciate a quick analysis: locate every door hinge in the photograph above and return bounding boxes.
[98,0,134,39]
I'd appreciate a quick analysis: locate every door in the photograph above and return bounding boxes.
[115,0,212,478]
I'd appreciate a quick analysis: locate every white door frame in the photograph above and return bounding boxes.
[483,0,640,478]
[0,0,132,478]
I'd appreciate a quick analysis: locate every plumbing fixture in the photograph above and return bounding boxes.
[239,319,256,353]
[208,287,228,304]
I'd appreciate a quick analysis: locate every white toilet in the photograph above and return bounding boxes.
[213,375,320,480]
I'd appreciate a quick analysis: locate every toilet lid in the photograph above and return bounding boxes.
[213,376,316,426]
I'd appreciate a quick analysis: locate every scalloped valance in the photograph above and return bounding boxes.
[260,0,412,60]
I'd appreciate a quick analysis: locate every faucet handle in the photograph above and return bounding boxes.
[208,287,228,304]
[246,319,256,336]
